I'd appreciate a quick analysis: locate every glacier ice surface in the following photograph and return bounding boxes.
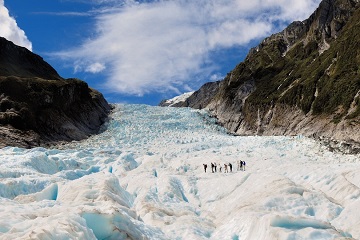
[0,104,360,240]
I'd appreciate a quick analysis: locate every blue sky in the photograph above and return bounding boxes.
[1,0,321,105]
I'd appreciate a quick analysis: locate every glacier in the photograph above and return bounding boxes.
[0,104,359,240]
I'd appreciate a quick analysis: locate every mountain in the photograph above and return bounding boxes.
[163,0,360,152]
[0,37,61,80]
[0,37,111,148]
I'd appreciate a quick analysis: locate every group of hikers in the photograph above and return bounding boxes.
[202,160,246,173]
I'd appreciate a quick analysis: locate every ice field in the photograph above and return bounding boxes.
[0,104,360,240]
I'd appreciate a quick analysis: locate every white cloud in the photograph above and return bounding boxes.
[210,73,224,82]
[85,62,106,73]
[57,0,321,96]
[0,0,32,51]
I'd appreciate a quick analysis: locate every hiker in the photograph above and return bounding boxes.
[229,162,232,172]
[218,163,222,172]
[240,160,243,171]
[211,162,214,173]
[214,163,217,172]
[203,164,207,173]
[243,161,246,171]
[224,164,228,173]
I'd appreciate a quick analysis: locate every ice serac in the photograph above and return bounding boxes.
[168,0,360,153]
[0,37,111,148]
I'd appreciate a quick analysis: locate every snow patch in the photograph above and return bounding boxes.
[163,91,194,106]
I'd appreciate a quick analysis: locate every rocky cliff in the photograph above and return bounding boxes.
[162,0,360,153]
[0,37,111,148]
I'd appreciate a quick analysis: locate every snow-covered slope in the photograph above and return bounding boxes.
[0,104,359,240]
[160,91,194,106]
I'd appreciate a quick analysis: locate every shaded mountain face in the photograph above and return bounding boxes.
[0,37,61,80]
[0,37,111,148]
[165,0,360,150]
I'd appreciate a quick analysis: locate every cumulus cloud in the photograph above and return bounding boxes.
[0,0,32,51]
[57,0,321,95]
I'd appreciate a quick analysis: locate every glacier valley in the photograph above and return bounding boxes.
[0,104,360,240]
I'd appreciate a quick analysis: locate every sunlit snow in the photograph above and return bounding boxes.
[163,92,194,106]
[0,104,359,240]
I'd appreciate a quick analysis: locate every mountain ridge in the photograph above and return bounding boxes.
[0,37,61,80]
[0,37,111,148]
[160,0,360,153]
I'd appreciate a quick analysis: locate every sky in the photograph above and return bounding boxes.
[1,0,322,105]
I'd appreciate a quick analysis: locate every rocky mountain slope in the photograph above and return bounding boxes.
[162,0,360,153]
[0,37,111,148]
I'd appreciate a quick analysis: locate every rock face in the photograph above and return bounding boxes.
[160,81,221,108]
[0,37,61,80]
[0,37,111,148]
[164,0,360,152]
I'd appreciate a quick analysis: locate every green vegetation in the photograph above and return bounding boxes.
[219,6,360,122]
